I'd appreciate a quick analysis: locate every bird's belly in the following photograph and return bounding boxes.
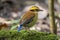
[23,14,38,28]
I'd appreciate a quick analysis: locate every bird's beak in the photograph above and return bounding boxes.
[39,9,43,11]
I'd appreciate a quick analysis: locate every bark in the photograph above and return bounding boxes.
[49,0,57,34]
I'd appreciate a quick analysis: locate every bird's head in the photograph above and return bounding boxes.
[29,6,43,12]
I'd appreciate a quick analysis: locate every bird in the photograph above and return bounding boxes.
[18,6,43,32]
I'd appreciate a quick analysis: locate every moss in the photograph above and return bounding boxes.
[0,30,58,40]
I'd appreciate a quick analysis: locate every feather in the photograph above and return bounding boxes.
[20,11,35,25]
[22,15,35,25]
[18,24,23,32]
[19,11,38,28]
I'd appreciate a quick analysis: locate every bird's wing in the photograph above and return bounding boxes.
[20,11,35,25]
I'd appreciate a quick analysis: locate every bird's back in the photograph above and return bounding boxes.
[20,11,38,27]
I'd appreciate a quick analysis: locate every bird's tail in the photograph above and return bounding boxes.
[18,24,23,32]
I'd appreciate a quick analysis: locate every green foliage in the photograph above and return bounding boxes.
[0,30,58,40]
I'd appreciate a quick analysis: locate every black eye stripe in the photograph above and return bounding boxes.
[30,9,39,11]
[30,10,35,11]
[35,9,39,11]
